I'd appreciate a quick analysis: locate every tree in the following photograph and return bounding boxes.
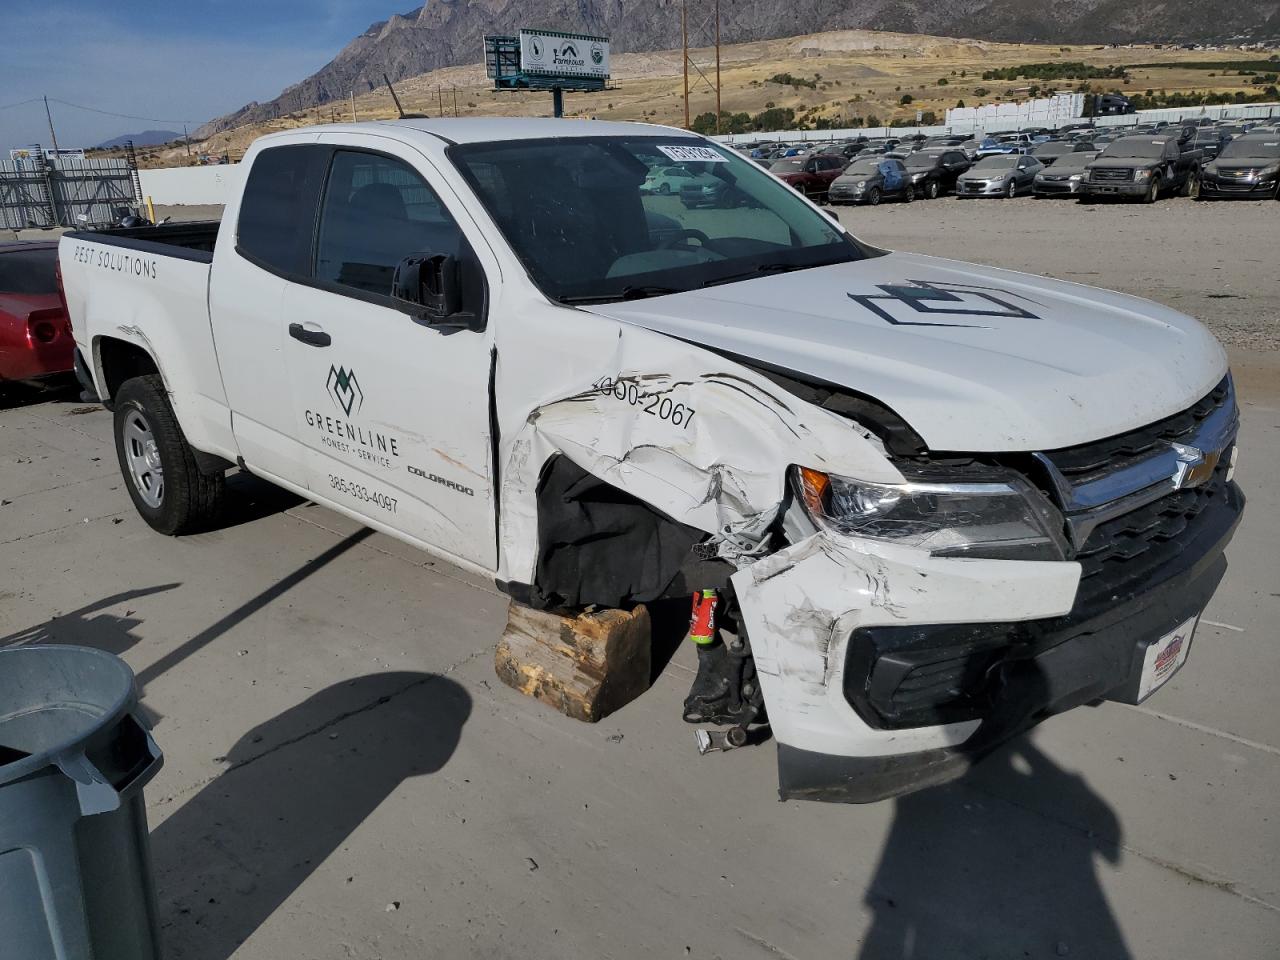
[899,93,914,105]
[937,77,949,86]
[866,114,880,127]
[920,111,938,125]
[956,99,967,108]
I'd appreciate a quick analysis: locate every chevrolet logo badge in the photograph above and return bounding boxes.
[1170,443,1221,491]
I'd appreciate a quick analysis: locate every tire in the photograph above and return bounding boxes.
[1143,176,1160,203]
[657,183,671,195]
[926,179,940,200]
[1181,170,1200,199]
[904,184,914,203]
[1005,180,1017,199]
[866,187,882,206]
[113,374,225,535]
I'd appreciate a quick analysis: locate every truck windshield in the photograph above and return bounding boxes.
[449,137,867,304]
[1102,139,1168,159]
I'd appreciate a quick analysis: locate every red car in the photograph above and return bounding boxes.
[768,154,847,202]
[0,242,75,387]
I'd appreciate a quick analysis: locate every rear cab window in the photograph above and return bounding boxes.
[236,144,330,276]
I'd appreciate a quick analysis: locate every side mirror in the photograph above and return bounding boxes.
[392,253,461,322]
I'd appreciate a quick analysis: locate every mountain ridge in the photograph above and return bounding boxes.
[195,0,1280,138]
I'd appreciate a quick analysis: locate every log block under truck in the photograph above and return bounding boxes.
[59,119,1243,802]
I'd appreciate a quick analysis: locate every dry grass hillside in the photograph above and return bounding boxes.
[127,29,1275,166]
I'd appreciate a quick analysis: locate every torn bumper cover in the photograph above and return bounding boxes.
[734,475,1243,804]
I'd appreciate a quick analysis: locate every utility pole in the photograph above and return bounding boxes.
[437,85,444,118]
[182,123,190,158]
[682,0,690,129]
[350,89,357,122]
[714,0,722,135]
[453,87,458,117]
[43,96,60,155]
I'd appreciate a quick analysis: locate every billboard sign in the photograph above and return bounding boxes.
[519,29,610,80]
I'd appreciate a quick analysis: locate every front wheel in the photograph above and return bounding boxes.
[1005,180,1017,199]
[926,179,940,200]
[904,184,915,203]
[866,187,882,206]
[114,374,225,535]
[1143,176,1160,203]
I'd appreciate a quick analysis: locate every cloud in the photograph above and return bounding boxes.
[0,10,336,149]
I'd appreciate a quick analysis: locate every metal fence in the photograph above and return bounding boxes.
[0,155,140,231]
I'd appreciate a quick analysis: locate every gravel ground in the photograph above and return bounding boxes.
[833,194,1280,352]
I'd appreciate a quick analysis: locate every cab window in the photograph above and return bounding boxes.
[314,150,463,296]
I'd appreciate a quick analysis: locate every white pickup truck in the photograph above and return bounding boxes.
[60,119,1243,802]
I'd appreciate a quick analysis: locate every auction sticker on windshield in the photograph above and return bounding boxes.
[1138,615,1197,701]
[656,144,728,163]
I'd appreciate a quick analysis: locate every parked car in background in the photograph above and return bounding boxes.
[956,154,1043,198]
[769,154,846,202]
[827,157,913,205]
[977,134,1033,158]
[1032,140,1095,166]
[1199,134,1280,200]
[904,149,972,198]
[0,241,75,390]
[644,165,714,196]
[1190,129,1232,163]
[1085,133,1203,203]
[1033,151,1099,198]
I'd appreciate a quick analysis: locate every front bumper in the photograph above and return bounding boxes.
[734,474,1243,804]
[1034,179,1084,196]
[1199,177,1277,199]
[956,180,1007,196]
[1086,179,1149,197]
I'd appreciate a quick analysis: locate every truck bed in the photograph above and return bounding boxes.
[66,220,220,263]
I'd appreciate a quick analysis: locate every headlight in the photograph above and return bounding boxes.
[1133,169,1151,181]
[911,172,928,181]
[794,466,1068,561]
[1068,173,1083,181]
[852,182,866,191]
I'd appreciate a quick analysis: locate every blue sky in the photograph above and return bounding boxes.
[0,1,408,150]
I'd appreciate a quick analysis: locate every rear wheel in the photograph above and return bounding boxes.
[1181,170,1200,198]
[113,374,224,535]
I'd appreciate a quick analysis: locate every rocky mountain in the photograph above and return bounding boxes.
[196,0,1280,137]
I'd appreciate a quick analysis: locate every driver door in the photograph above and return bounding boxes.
[280,141,498,568]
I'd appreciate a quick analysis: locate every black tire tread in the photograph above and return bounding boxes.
[114,374,224,535]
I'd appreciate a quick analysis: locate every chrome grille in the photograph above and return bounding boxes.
[1091,168,1134,182]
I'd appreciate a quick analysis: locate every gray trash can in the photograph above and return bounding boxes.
[0,645,163,960]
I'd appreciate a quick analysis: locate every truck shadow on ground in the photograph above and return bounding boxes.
[150,671,471,960]
[858,736,1131,960]
[215,469,308,531]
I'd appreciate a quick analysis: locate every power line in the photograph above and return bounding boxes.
[0,97,42,112]
[46,98,194,125]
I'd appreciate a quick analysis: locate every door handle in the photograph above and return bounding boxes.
[289,322,331,347]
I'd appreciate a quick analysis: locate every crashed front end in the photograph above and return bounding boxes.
[495,311,1242,804]
[737,376,1242,802]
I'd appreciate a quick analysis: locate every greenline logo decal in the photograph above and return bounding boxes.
[326,365,364,416]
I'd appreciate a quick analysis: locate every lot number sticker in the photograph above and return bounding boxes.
[657,144,729,163]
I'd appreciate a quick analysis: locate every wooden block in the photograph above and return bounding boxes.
[495,603,651,723]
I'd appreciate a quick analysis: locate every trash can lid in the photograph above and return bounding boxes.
[0,645,139,787]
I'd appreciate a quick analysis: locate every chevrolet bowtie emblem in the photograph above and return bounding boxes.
[1170,443,1220,491]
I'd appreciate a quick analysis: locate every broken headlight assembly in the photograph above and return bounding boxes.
[793,466,1068,562]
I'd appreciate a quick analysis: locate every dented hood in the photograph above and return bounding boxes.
[584,251,1227,452]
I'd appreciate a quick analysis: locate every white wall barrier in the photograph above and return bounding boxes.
[138,164,241,207]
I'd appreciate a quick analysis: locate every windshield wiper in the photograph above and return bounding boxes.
[701,262,812,288]
[556,284,684,305]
